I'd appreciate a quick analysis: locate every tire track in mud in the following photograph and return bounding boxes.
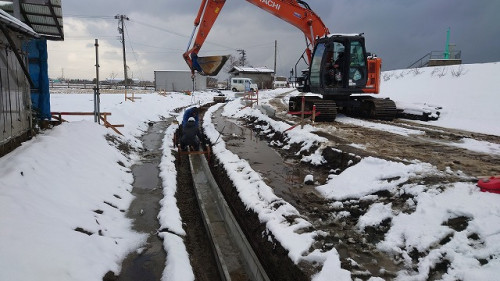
[270,93,500,177]
[313,120,500,177]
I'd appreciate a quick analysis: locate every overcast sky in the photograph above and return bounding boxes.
[47,0,500,82]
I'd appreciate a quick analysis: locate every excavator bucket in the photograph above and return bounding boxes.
[193,55,229,76]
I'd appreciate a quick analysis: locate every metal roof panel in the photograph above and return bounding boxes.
[0,0,63,40]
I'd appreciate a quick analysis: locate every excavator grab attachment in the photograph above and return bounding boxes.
[192,54,229,76]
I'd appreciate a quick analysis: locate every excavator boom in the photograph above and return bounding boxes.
[184,0,330,75]
[246,0,329,62]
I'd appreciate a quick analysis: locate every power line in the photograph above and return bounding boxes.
[130,19,187,39]
[131,19,237,51]
[127,41,183,51]
[64,14,115,20]
[63,15,264,53]
[124,22,145,81]
[65,35,117,40]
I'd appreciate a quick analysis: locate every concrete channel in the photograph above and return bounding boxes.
[118,120,168,281]
[189,153,270,281]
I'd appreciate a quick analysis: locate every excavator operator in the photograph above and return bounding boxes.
[333,50,345,85]
[326,45,345,87]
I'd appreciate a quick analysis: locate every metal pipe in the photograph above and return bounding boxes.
[0,57,5,133]
[5,49,13,130]
[94,39,100,124]
[186,25,198,52]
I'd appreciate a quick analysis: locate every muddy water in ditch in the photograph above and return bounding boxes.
[118,121,168,281]
[212,108,324,205]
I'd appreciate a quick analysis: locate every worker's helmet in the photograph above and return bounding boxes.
[188,117,195,122]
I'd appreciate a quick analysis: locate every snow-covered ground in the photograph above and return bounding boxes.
[1,62,499,281]
[380,62,500,136]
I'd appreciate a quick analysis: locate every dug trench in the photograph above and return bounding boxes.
[204,110,404,280]
[109,101,477,280]
[193,103,482,279]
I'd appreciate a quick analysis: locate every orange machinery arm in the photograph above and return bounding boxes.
[183,0,330,74]
[245,0,329,62]
[183,0,227,74]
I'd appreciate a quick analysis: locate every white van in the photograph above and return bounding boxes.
[272,80,288,89]
[230,78,258,92]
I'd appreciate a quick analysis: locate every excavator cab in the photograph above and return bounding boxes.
[289,34,389,121]
[308,34,379,96]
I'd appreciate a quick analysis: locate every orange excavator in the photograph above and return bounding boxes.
[183,0,398,121]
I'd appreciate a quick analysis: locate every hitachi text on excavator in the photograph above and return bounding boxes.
[183,0,401,121]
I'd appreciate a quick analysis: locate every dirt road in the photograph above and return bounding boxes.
[269,95,500,178]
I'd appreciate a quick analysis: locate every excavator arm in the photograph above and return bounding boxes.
[183,0,330,76]
[183,0,229,76]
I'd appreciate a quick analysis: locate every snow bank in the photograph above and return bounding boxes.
[0,122,146,281]
[380,62,500,136]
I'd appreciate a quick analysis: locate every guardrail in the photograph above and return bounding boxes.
[51,112,124,135]
[50,82,155,90]
[407,50,461,69]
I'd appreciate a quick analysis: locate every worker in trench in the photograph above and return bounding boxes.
[182,106,199,128]
[179,106,202,151]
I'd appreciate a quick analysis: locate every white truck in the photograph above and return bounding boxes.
[230,78,258,92]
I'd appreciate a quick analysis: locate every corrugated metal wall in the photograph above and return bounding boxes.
[154,71,207,92]
[0,32,32,148]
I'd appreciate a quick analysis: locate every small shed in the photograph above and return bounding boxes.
[228,66,274,89]
[154,70,207,92]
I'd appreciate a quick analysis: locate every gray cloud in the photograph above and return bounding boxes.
[49,0,500,81]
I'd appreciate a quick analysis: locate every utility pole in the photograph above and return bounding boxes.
[274,40,277,77]
[237,49,246,66]
[115,14,129,99]
[94,39,100,124]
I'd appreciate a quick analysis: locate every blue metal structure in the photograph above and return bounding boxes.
[25,39,51,120]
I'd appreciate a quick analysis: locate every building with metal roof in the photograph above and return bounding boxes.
[0,7,39,156]
[0,0,63,40]
[0,0,64,155]
[228,66,274,89]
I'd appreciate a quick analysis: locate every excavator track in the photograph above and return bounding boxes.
[310,100,337,122]
[358,97,398,121]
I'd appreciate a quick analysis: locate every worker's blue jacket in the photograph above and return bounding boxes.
[182,107,199,128]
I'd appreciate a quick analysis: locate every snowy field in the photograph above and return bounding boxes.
[380,62,500,136]
[1,62,499,281]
